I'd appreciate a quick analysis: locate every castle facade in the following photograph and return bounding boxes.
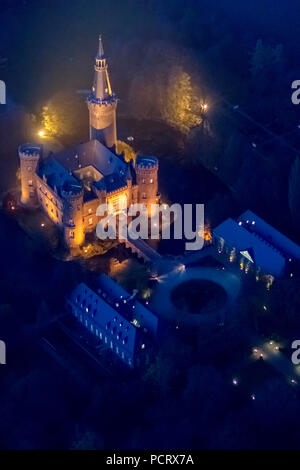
[19,36,159,249]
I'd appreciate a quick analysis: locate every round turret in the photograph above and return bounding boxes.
[135,156,159,215]
[61,184,85,249]
[19,143,42,207]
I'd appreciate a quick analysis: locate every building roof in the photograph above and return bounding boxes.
[37,155,80,196]
[55,140,127,177]
[38,140,131,197]
[213,217,286,276]
[68,282,137,356]
[94,173,127,193]
[94,274,158,336]
[238,210,300,262]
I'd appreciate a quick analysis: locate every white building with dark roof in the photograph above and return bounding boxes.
[66,275,158,367]
[213,210,300,280]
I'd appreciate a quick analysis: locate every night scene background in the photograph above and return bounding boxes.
[0,0,300,451]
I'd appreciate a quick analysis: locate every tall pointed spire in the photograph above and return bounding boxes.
[97,35,104,59]
[87,35,118,149]
[92,34,113,100]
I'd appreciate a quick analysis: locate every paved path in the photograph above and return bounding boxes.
[251,336,300,386]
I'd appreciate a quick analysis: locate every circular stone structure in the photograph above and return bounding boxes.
[151,266,241,329]
[171,279,228,315]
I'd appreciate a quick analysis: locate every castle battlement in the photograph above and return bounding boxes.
[135,156,159,171]
[19,143,42,160]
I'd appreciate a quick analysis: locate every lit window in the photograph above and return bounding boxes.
[142,193,146,199]
[88,217,93,225]
[27,166,32,172]
[28,180,33,186]
[150,178,153,184]
[88,208,92,214]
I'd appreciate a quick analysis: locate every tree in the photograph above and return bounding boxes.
[41,91,87,141]
[117,140,136,163]
[164,66,202,132]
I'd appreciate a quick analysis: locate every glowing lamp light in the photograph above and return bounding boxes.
[202,103,208,110]
[233,378,238,386]
[251,394,256,401]
[260,353,264,359]
[253,348,258,353]
[275,346,279,351]
[145,301,149,305]
[38,130,45,137]
[41,223,45,227]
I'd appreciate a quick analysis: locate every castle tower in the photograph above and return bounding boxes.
[135,156,159,215]
[87,35,117,150]
[61,185,85,249]
[19,144,42,207]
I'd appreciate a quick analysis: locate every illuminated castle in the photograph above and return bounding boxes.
[19,36,159,250]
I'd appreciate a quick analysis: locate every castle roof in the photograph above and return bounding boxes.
[37,155,80,196]
[55,140,127,176]
[37,140,132,198]
[94,173,128,193]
